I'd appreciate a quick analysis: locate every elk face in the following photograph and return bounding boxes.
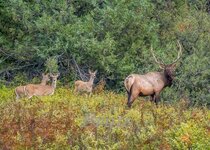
[50,73,60,82]
[160,63,177,79]
[160,63,177,86]
[165,63,177,78]
[88,70,97,79]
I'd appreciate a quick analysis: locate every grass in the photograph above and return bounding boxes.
[0,87,209,149]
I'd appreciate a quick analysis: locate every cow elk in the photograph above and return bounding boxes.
[24,73,60,99]
[15,73,50,100]
[74,70,97,96]
[124,41,182,107]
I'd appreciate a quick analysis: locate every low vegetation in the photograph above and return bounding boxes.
[0,87,209,149]
[0,0,210,105]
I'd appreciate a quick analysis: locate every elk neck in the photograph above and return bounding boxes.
[40,79,48,85]
[88,76,95,85]
[51,79,57,89]
[163,69,173,87]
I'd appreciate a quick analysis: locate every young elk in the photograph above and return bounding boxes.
[24,73,60,99]
[15,73,50,100]
[124,41,182,107]
[74,70,97,96]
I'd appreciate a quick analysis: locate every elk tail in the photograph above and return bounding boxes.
[124,75,135,106]
[127,84,134,107]
[124,75,134,92]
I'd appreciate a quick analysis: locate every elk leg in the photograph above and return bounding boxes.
[25,92,33,99]
[16,94,20,100]
[126,87,131,106]
[127,89,139,108]
[126,89,130,100]
[88,92,92,98]
[150,94,155,102]
[127,91,130,104]
[15,89,20,100]
[154,93,160,105]
[127,94,132,108]
[27,95,33,99]
[127,85,133,107]
[74,88,77,93]
[128,94,139,107]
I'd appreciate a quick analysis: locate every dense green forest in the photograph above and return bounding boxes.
[0,0,209,105]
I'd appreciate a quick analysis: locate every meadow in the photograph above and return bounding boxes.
[0,86,209,150]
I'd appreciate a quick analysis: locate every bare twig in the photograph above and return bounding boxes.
[72,57,88,81]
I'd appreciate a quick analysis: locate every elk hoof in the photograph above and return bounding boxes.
[127,103,131,108]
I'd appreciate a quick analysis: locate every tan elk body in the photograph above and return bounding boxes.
[124,41,182,107]
[24,73,59,98]
[15,73,50,100]
[74,70,97,95]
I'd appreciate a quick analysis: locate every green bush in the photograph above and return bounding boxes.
[0,0,209,105]
[0,88,209,149]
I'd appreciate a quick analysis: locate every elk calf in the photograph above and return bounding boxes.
[125,41,182,107]
[25,73,59,98]
[15,73,50,100]
[74,70,97,95]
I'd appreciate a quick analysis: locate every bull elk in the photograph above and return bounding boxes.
[24,73,60,99]
[15,73,50,100]
[74,70,97,95]
[124,41,182,107]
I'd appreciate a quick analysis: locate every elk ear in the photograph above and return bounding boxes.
[57,72,60,77]
[94,70,97,74]
[43,73,49,77]
[88,69,92,74]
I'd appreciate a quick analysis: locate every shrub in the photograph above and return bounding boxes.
[0,87,209,149]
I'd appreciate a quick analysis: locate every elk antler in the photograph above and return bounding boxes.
[171,40,182,64]
[150,45,165,69]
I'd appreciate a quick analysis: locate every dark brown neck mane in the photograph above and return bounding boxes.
[163,69,173,87]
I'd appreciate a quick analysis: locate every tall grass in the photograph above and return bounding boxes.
[0,87,209,149]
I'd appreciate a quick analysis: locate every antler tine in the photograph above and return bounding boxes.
[171,40,182,64]
[150,45,165,68]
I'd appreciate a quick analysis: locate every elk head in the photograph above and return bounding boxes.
[49,73,60,86]
[151,40,182,85]
[88,69,97,79]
